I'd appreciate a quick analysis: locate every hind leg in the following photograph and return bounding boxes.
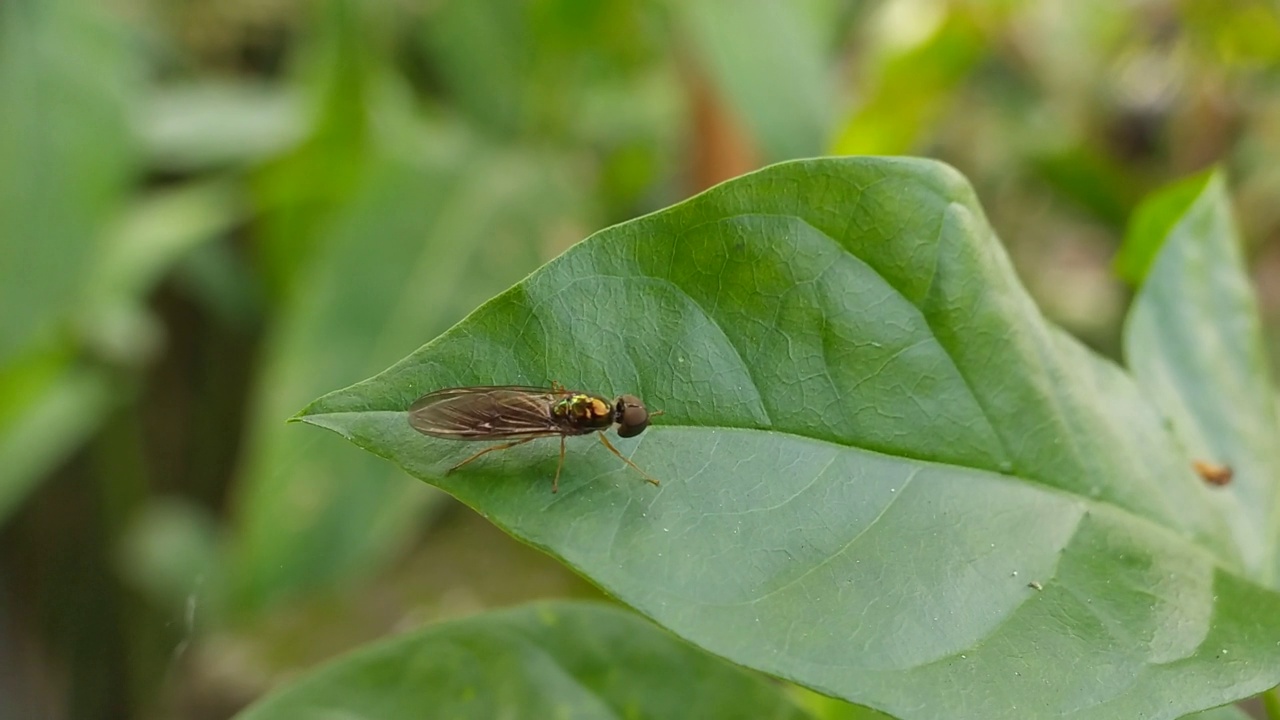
[447,437,539,474]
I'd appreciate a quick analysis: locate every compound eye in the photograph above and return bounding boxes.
[615,395,650,438]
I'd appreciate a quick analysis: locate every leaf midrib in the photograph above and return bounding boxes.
[298,410,1235,580]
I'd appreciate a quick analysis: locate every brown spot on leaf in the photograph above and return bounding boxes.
[1192,459,1233,486]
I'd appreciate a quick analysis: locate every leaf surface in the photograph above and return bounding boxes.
[299,157,1280,719]
[0,0,137,365]
[1123,172,1280,583]
[236,601,812,720]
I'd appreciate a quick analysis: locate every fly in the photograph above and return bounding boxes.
[406,383,661,493]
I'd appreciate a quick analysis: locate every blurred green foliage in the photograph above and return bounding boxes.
[240,601,817,720]
[2,0,1280,718]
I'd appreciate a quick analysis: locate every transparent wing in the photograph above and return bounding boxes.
[407,386,568,440]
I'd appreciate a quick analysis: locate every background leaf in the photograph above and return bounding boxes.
[0,0,147,527]
[789,686,899,720]
[831,8,986,156]
[0,143,240,528]
[675,0,833,160]
[299,157,1280,719]
[142,84,306,172]
[236,601,813,720]
[0,354,112,524]
[1114,171,1215,285]
[1123,172,1280,583]
[0,0,137,365]
[228,136,590,613]
[81,178,245,365]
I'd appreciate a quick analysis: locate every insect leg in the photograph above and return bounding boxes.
[447,437,540,474]
[597,432,660,486]
[553,435,567,493]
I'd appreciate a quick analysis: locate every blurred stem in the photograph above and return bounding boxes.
[94,405,148,545]
[91,402,162,718]
[683,59,760,193]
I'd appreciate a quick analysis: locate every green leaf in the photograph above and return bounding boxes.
[1030,143,1140,228]
[0,348,113,524]
[91,180,242,307]
[831,10,986,156]
[143,84,305,172]
[790,685,898,720]
[0,0,138,366]
[1123,172,1280,584]
[1114,171,1214,285]
[117,497,223,623]
[676,0,833,159]
[0,172,237,527]
[297,157,1280,719]
[250,0,384,298]
[81,178,244,366]
[417,0,531,138]
[236,601,812,720]
[417,0,676,151]
[228,140,589,614]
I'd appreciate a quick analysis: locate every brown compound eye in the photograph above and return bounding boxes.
[614,395,650,438]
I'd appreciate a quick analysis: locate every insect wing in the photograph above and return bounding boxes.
[407,386,564,439]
